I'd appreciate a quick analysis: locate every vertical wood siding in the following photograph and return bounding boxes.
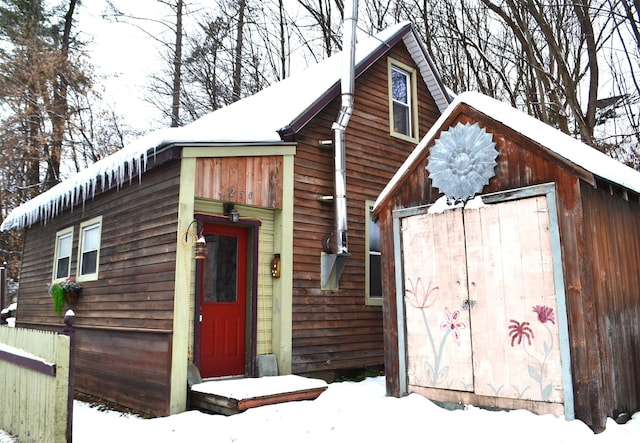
[290,43,442,375]
[195,156,283,209]
[580,182,640,425]
[17,161,181,416]
[0,327,70,443]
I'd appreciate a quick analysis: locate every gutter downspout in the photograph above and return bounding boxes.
[321,0,357,288]
[333,0,358,257]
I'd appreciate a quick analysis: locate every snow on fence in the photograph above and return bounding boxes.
[0,326,71,443]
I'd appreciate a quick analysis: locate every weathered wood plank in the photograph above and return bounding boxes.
[195,156,283,209]
[190,375,327,415]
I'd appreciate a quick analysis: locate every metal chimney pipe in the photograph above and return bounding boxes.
[331,0,358,256]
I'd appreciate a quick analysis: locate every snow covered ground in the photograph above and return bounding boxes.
[1,376,638,442]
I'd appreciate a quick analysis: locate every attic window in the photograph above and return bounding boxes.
[388,58,418,142]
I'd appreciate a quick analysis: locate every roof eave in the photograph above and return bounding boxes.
[280,23,438,138]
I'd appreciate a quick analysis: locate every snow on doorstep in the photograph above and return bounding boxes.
[191,375,328,399]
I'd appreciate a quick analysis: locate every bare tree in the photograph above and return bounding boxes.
[0,0,99,280]
[106,0,189,127]
[294,0,344,59]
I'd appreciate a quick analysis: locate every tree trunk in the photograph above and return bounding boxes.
[46,0,78,189]
[232,0,246,103]
[171,0,183,127]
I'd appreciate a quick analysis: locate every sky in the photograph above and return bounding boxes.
[74,0,179,131]
[1,376,639,442]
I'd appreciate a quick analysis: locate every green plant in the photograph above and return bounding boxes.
[50,283,65,317]
[48,277,82,317]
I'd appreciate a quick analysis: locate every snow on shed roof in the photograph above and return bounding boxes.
[375,91,640,210]
[2,22,449,231]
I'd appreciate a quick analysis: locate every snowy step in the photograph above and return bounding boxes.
[189,374,328,415]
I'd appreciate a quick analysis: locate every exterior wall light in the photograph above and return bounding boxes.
[194,236,208,260]
[186,220,207,260]
[223,202,240,223]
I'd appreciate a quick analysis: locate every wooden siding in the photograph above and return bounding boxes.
[0,327,70,443]
[195,156,283,209]
[376,101,640,430]
[17,161,181,416]
[580,182,640,425]
[290,42,442,375]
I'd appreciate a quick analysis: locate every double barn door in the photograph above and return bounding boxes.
[401,193,567,405]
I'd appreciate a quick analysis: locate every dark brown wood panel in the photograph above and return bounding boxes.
[580,182,640,426]
[16,161,181,416]
[74,327,172,416]
[290,42,442,376]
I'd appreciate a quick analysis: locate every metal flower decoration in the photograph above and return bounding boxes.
[426,122,498,202]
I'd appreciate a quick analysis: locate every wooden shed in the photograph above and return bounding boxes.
[372,91,640,431]
[0,22,450,416]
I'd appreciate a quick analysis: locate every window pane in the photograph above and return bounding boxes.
[81,251,97,275]
[59,234,72,257]
[83,225,100,250]
[391,68,408,103]
[393,102,410,135]
[369,253,382,298]
[204,234,238,303]
[56,257,70,279]
[369,218,380,253]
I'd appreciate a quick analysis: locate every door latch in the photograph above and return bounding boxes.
[461,299,476,310]
[199,314,203,322]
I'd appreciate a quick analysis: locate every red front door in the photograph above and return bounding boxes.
[198,223,248,378]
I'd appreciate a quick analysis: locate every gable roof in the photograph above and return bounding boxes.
[375,91,640,211]
[2,22,450,231]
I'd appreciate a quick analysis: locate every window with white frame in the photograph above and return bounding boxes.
[388,59,418,142]
[53,227,74,280]
[77,216,102,281]
[365,201,382,306]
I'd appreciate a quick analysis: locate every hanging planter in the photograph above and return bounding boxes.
[48,277,82,317]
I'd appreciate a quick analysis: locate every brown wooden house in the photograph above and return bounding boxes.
[372,91,640,431]
[0,22,451,416]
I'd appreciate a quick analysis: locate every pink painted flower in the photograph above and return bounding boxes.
[533,305,555,324]
[508,319,534,346]
[440,308,466,344]
[405,277,439,309]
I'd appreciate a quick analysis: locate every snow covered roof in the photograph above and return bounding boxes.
[2,22,449,231]
[375,91,640,210]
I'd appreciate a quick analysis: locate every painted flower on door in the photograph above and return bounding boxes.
[405,277,466,387]
[509,305,557,401]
